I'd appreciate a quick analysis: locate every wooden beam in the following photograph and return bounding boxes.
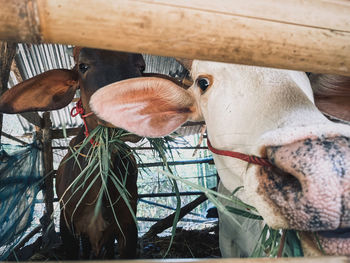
[0,42,16,94]
[52,146,208,150]
[48,127,81,139]
[0,0,349,76]
[0,41,16,144]
[41,191,210,203]
[11,225,42,253]
[42,112,54,215]
[40,112,55,249]
[139,157,214,168]
[139,191,204,198]
[1,131,28,145]
[143,192,208,239]
[2,257,349,263]
[18,112,43,128]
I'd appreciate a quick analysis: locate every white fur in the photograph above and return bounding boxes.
[188,61,350,255]
[90,60,350,257]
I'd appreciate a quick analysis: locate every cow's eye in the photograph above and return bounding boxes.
[79,63,89,74]
[196,77,210,92]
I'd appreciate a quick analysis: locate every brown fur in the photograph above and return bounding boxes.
[0,70,78,113]
[310,74,350,122]
[0,48,145,259]
[57,130,138,259]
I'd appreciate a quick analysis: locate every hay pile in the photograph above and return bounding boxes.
[140,225,220,258]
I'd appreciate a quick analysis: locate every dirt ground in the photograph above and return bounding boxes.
[7,225,221,260]
[141,226,221,258]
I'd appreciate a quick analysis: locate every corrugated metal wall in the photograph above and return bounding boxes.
[8,43,187,133]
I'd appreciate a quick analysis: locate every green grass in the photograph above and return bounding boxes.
[60,126,180,243]
[60,126,138,238]
[143,136,184,257]
[61,125,306,258]
[158,169,305,258]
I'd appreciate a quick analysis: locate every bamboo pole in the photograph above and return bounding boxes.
[42,112,54,218]
[137,217,208,223]
[139,158,214,168]
[40,112,55,249]
[2,258,349,263]
[11,225,42,253]
[1,131,28,145]
[0,0,349,76]
[51,145,208,150]
[0,42,16,94]
[143,192,208,239]
[50,127,81,139]
[0,42,17,144]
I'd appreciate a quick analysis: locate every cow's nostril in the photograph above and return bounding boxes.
[266,165,303,199]
[260,136,350,231]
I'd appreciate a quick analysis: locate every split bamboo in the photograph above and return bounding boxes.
[0,0,349,75]
[3,256,349,263]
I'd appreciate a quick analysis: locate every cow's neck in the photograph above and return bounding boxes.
[202,66,330,203]
[69,128,92,154]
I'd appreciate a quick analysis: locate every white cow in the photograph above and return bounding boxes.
[90,60,350,256]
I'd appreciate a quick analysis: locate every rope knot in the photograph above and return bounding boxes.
[70,99,97,146]
[70,99,84,117]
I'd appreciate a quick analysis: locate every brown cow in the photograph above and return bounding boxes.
[0,48,145,259]
[309,74,350,123]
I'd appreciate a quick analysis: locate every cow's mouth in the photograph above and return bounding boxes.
[259,161,350,255]
[317,228,350,255]
[300,230,350,256]
[257,135,350,256]
[318,228,350,239]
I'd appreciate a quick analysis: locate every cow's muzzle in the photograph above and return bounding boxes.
[260,136,350,231]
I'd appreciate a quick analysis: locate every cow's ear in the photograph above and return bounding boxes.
[311,74,350,122]
[0,69,79,113]
[90,77,199,138]
[315,96,350,122]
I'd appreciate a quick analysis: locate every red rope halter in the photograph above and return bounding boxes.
[207,138,273,167]
[70,99,96,145]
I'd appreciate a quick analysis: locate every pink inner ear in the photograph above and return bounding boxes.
[90,77,196,137]
[119,110,190,138]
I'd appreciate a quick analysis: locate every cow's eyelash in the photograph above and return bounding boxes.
[196,75,213,93]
